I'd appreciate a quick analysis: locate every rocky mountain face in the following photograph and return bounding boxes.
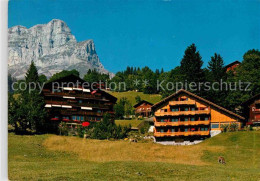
[8,19,111,79]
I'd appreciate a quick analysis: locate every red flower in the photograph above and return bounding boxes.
[82,122,90,127]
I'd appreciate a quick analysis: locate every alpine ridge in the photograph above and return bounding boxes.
[8,19,111,79]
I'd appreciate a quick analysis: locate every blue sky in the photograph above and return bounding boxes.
[9,0,260,73]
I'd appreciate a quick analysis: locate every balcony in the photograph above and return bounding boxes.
[45,100,110,109]
[252,109,260,113]
[43,92,104,100]
[154,120,210,127]
[60,110,103,116]
[154,109,210,116]
[154,131,210,137]
[169,100,196,106]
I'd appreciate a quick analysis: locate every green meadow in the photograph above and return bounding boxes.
[9,131,260,180]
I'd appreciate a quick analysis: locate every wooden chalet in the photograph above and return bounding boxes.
[152,89,245,142]
[225,60,241,72]
[133,100,153,117]
[242,93,260,126]
[42,74,117,132]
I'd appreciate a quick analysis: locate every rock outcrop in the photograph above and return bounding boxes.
[8,19,110,79]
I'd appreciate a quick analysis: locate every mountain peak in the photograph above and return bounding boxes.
[8,20,110,79]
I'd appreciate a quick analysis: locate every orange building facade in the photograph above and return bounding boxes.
[152,90,245,142]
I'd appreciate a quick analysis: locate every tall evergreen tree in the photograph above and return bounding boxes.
[180,44,204,83]
[20,61,47,133]
[207,53,226,82]
[25,61,39,83]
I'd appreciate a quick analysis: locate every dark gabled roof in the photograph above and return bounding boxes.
[225,60,241,69]
[133,100,153,108]
[242,93,260,106]
[152,89,244,120]
[44,74,86,88]
[44,74,117,103]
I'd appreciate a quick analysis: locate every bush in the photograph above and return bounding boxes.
[221,123,239,132]
[84,114,131,140]
[58,122,69,136]
[229,123,239,132]
[220,124,229,132]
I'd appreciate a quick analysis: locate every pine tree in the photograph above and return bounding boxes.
[180,44,204,83]
[25,61,39,83]
[19,61,47,133]
[208,53,226,82]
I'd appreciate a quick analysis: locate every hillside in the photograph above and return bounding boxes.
[9,131,260,180]
[109,91,162,105]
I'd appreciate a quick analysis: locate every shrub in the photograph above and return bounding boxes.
[84,114,131,140]
[58,122,69,136]
[229,123,239,132]
[220,124,229,132]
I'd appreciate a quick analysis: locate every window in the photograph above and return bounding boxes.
[211,124,219,129]
[184,108,189,111]
[205,117,209,121]
[72,116,76,120]
[55,116,59,119]
[185,117,189,121]
[201,127,205,131]
[190,117,195,121]
[171,129,175,132]
[79,100,83,104]
[205,127,208,131]
[191,107,196,111]
[96,117,101,121]
[81,116,84,121]
[185,128,188,132]
[171,118,178,122]
[171,108,179,112]
[160,129,164,133]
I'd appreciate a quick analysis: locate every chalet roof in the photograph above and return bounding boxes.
[152,89,245,120]
[133,100,153,108]
[242,93,260,106]
[44,74,117,103]
[225,60,241,69]
[44,74,86,87]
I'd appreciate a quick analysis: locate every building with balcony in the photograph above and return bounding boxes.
[242,93,260,126]
[133,100,153,117]
[42,74,117,132]
[152,89,245,142]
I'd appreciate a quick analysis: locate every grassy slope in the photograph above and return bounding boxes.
[9,131,260,180]
[109,91,162,105]
[115,119,144,127]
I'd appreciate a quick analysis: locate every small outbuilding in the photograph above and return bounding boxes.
[134,100,153,117]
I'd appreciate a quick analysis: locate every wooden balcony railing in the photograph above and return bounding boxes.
[45,100,110,109]
[43,92,104,100]
[154,120,210,127]
[253,109,260,113]
[169,100,196,106]
[154,131,210,137]
[154,109,210,116]
[60,110,104,116]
